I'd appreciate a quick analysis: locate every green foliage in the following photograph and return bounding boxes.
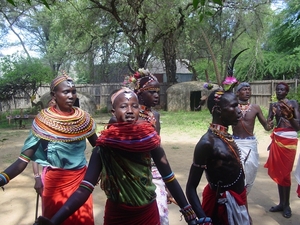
[6,0,50,9]
[0,55,53,101]
[287,86,300,103]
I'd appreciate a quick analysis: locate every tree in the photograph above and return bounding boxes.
[0,55,53,109]
[259,0,300,79]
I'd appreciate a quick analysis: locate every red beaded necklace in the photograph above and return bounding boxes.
[209,123,241,163]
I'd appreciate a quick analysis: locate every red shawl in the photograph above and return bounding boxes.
[96,121,160,152]
[264,127,298,186]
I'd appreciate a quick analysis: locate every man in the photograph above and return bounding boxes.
[186,89,251,225]
[232,82,273,194]
[264,82,300,219]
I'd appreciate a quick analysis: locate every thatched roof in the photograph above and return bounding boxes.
[166,81,219,111]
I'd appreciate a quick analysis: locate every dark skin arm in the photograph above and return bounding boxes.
[254,104,273,131]
[38,147,102,225]
[186,139,211,218]
[87,133,98,147]
[151,146,198,224]
[0,142,40,186]
[151,146,189,208]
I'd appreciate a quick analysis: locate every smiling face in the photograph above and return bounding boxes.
[139,80,160,107]
[52,80,77,112]
[112,90,140,123]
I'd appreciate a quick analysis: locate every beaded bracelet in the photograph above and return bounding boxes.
[179,204,197,222]
[0,172,10,185]
[162,172,175,183]
[18,153,31,163]
[197,217,212,224]
[80,180,95,193]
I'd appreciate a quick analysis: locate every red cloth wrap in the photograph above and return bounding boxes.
[42,167,94,225]
[96,121,160,152]
[264,127,298,186]
[202,184,247,225]
[103,199,160,225]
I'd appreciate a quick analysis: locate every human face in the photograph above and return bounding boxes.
[112,92,140,123]
[52,80,77,112]
[220,92,242,126]
[276,84,288,101]
[139,80,160,107]
[237,86,251,102]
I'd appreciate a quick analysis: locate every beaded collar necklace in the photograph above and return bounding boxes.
[32,106,95,142]
[238,101,251,117]
[209,123,241,163]
[139,105,156,127]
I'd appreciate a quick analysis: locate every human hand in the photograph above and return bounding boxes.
[34,176,43,196]
[279,100,294,119]
[267,118,274,130]
[36,216,55,225]
[187,217,213,225]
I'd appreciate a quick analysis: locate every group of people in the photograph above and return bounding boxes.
[0,69,300,225]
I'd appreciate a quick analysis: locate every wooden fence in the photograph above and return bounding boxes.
[0,79,298,112]
[247,79,298,109]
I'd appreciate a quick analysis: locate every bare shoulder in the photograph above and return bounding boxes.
[251,103,263,111]
[195,132,213,152]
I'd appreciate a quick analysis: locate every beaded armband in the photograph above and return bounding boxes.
[80,180,95,193]
[0,172,10,185]
[179,204,197,222]
[18,153,31,163]
[162,172,175,183]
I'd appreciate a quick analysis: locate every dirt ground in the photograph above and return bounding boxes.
[0,119,300,225]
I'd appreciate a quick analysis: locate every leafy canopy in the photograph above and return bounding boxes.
[0,55,53,101]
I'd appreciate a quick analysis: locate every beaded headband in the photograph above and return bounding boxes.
[111,87,136,105]
[123,68,158,94]
[50,71,74,92]
[236,82,250,92]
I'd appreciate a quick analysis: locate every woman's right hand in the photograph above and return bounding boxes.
[34,176,43,196]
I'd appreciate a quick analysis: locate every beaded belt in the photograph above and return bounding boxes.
[209,168,242,188]
[233,136,256,140]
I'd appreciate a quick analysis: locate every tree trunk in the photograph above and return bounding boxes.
[163,32,177,83]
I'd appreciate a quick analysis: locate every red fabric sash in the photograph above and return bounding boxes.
[96,121,160,152]
[202,184,247,225]
[104,199,160,225]
[264,127,298,186]
[42,167,94,225]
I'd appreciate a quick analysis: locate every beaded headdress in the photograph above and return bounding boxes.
[50,71,74,92]
[123,68,159,94]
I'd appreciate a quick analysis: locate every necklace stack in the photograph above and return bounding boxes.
[139,105,156,127]
[209,123,241,163]
[239,101,251,117]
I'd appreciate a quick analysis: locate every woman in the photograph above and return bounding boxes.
[129,68,172,224]
[37,87,199,225]
[0,73,98,225]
